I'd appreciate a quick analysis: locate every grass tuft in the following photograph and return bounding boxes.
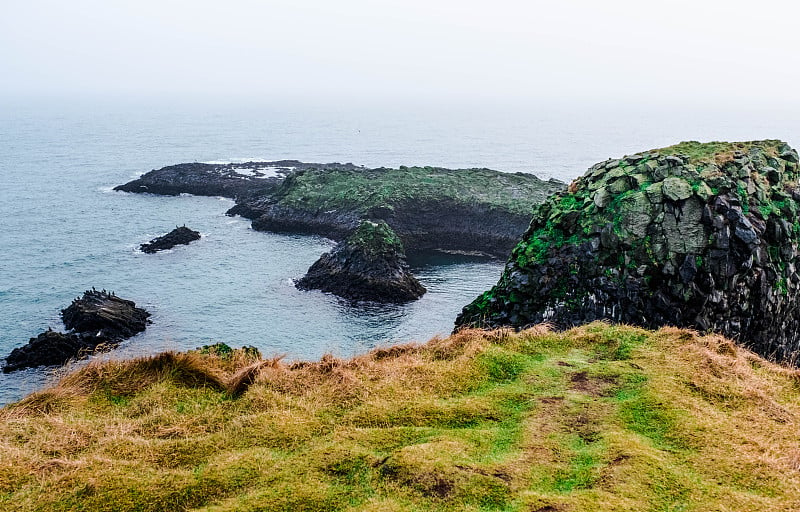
[2,323,800,511]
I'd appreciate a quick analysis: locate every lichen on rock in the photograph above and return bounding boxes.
[456,140,800,363]
[296,220,426,302]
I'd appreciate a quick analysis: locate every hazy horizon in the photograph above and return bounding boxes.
[2,0,799,109]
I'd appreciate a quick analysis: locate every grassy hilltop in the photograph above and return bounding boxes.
[2,323,800,511]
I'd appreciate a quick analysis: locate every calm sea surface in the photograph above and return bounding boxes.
[1,98,798,405]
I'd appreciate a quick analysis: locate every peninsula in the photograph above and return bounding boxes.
[115,161,564,258]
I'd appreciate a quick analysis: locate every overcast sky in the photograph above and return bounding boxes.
[2,0,799,107]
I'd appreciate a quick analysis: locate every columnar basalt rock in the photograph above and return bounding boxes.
[3,290,151,372]
[456,140,800,363]
[296,220,426,302]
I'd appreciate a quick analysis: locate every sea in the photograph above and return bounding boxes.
[1,97,798,405]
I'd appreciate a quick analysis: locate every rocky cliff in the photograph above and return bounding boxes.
[456,140,800,363]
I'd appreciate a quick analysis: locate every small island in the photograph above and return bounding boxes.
[140,226,201,253]
[116,161,565,258]
[296,220,426,302]
[3,289,151,372]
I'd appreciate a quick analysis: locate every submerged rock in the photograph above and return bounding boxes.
[456,140,800,363]
[140,226,201,253]
[296,220,426,302]
[3,290,151,372]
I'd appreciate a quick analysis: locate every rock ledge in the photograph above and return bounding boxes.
[140,226,201,253]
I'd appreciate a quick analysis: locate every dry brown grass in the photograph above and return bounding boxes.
[2,324,800,511]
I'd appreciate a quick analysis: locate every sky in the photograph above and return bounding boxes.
[1,0,799,107]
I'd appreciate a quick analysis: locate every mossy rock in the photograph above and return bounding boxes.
[296,220,426,303]
[456,140,800,363]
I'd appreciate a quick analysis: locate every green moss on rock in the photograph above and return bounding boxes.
[456,140,800,363]
[296,221,426,303]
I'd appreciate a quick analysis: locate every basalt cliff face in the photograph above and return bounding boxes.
[457,140,800,363]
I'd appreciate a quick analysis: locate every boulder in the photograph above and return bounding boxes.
[296,220,426,302]
[140,226,201,253]
[61,289,151,340]
[3,290,151,372]
[456,140,800,363]
[3,331,86,373]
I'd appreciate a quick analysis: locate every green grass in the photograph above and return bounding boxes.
[2,324,800,511]
[656,140,783,164]
[273,166,564,216]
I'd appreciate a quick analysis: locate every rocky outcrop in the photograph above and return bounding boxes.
[114,161,364,198]
[118,163,564,259]
[140,226,201,253]
[61,289,151,339]
[232,166,563,258]
[296,221,426,302]
[4,290,151,372]
[456,140,800,363]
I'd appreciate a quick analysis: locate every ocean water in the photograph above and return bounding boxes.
[1,98,798,405]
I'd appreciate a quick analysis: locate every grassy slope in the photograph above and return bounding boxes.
[273,167,563,216]
[2,324,800,511]
[655,139,783,163]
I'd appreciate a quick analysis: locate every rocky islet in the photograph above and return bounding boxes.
[140,226,201,253]
[117,162,565,259]
[3,290,151,372]
[296,220,426,302]
[457,140,800,363]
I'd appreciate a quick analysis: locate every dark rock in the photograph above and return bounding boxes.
[3,331,86,373]
[3,290,151,372]
[117,162,564,259]
[113,160,326,198]
[456,140,800,364]
[140,226,201,253]
[61,289,151,340]
[296,220,426,303]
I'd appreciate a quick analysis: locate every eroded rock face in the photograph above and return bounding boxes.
[457,140,800,363]
[140,226,201,253]
[296,220,426,302]
[4,290,151,372]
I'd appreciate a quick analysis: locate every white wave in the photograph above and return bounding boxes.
[254,166,295,178]
[229,165,294,179]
